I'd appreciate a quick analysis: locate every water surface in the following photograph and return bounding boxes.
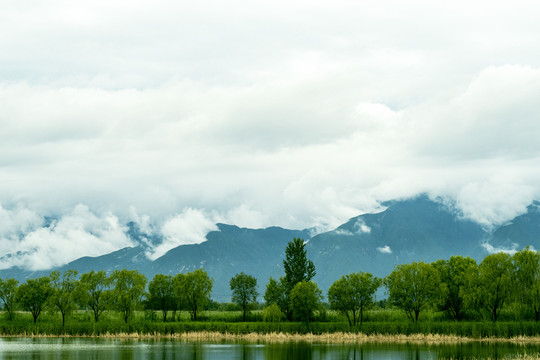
[0,338,538,359]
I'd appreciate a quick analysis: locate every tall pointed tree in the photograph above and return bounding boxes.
[281,238,316,319]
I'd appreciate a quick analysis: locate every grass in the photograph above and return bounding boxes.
[2,309,540,341]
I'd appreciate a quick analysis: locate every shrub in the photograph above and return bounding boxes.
[263,304,284,322]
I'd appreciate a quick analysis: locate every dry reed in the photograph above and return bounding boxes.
[5,331,540,345]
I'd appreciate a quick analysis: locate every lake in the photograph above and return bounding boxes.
[0,338,538,359]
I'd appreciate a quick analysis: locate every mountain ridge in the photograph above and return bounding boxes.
[1,195,538,301]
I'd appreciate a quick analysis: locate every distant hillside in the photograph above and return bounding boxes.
[307,195,489,292]
[2,195,539,301]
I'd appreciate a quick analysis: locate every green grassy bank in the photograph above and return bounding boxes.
[2,310,540,339]
[4,321,540,339]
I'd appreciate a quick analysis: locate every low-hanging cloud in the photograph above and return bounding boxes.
[0,205,134,271]
[146,208,219,261]
[1,1,540,270]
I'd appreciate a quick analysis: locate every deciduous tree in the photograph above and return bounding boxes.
[513,247,540,321]
[75,270,111,322]
[110,269,147,323]
[0,278,19,321]
[464,252,514,322]
[264,277,288,315]
[230,272,258,321]
[433,256,477,320]
[50,270,79,326]
[385,262,440,322]
[174,269,213,321]
[148,274,175,322]
[17,276,53,323]
[328,272,381,325]
[290,281,322,325]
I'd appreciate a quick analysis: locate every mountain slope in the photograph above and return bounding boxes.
[307,195,489,292]
[2,196,539,301]
[151,224,312,300]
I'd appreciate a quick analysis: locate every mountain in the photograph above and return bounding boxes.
[151,225,311,300]
[489,202,540,251]
[307,195,488,292]
[2,195,539,301]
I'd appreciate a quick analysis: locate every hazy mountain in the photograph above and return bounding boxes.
[489,202,540,251]
[2,195,539,301]
[307,195,489,292]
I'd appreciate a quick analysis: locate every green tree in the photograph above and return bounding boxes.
[175,269,213,321]
[282,238,316,319]
[433,256,477,320]
[0,278,19,321]
[384,262,440,322]
[17,276,53,323]
[263,303,284,322]
[464,252,514,322]
[290,281,322,325]
[110,269,147,323]
[513,247,540,321]
[75,270,111,322]
[172,273,186,321]
[230,272,258,321]
[283,238,316,292]
[264,277,288,315]
[49,270,79,326]
[148,274,175,322]
[328,272,381,325]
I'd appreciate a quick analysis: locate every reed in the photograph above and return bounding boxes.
[441,355,540,360]
[5,330,540,345]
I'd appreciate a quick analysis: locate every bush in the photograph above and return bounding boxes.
[263,304,284,322]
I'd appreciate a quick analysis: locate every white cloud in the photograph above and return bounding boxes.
[377,245,392,254]
[0,204,43,248]
[482,243,518,256]
[0,1,539,268]
[352,219,371,234]
[146,208,218,261]
[0,205,133,271]
[223,205,267,229]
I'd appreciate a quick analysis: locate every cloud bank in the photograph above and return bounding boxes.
[1,1,540,269]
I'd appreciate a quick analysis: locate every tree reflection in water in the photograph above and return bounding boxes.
[0,338,538,359]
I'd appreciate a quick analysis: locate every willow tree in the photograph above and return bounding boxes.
[75,270,111,322]
[110,269,147,323]
[174,269,213,321]
[0,278,19,321]
[513,248,540,321]
[50,270,79,326]
[328,272,381,325]
[464,253,514,322]
[433,256,477,320]
[385,262,440,322]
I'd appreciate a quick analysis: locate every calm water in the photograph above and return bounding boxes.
[0,338,539,360]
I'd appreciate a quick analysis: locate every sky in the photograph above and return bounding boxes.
[1,0,540,270]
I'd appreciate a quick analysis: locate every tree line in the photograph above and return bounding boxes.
[1,238,539,326]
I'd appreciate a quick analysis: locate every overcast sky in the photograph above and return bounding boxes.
[1,0,540,269]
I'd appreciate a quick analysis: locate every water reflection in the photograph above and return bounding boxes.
[0,338,538,360]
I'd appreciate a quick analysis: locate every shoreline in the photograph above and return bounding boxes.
[4,331,540,344]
